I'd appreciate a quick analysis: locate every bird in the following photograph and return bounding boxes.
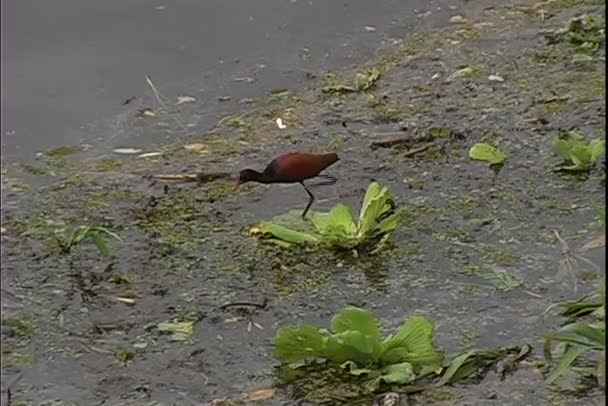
[236,152,340,218]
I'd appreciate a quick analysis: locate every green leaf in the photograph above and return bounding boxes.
[479,267,522,292]
[552,131,604,172]
[569,145,592,168]
[67,226,91,246]
[92,226,122,242]
[560,322,606,346]
[272,325,327,363]
[90,232,111,256]
[379,362,415,384]
[331,307,381,339]
[157,321,196,341]
[257,222,320,244]
[312,204,358,245]
[546,346,589,384]
[589,139,606,162]
[340,360,374,376]
[380,316,443,368]
[553,130,586,160]
[468,143,507,165]
[358,182,395,238]
[374,210,404,236]
[365,362,416,394]
[437,351,477,385]
[325,330,382,365]
[544,333,603,350]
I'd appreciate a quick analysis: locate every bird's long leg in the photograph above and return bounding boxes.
[308,174,337,187]
[300,181,315,218]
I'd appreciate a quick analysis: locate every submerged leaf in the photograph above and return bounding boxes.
[157,321,196,341]
[479,267,522,291]
[469,143,507,165]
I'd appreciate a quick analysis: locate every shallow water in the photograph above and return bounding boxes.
[1,0,448,162]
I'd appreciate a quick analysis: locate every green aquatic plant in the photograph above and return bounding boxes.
[469,143,507,165]
[55,225,122,256]
[273,306,443,392]
[553,130,605,172]
[273,306,531,397]
[544,280,606,389]
[251,182,404,253]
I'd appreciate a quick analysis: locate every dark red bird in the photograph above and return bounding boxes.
[237,152,339,218]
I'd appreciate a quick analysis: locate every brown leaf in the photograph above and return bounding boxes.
[581,234,606,250]
[248,389,275,401]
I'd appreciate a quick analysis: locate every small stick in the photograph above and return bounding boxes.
[219,300,268,311]
[369,134,435,150]
[401,144,431,157]
[144,75,191,136]
[150,172,234,184]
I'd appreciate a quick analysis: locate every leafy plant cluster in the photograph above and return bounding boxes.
[251,182,404,253]
[553,129,605,172]
[274,307,442,392]
[273,306,531,397]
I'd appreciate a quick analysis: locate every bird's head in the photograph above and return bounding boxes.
[234,169,261,190]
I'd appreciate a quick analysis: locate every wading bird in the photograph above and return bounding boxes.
[236,152,339,218]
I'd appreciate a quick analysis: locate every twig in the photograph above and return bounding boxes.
[369,134,435,150]
[219,300,268,311]
[401,144,432,157]
[144,75,191,136]
[150,172,234,184]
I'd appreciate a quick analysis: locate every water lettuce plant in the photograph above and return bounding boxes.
[250,182,404,252]
[553,130,605,172]
[469,143,507,165]
[273,306,443,392]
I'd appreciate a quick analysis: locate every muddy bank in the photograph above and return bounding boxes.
[1,0,606,405]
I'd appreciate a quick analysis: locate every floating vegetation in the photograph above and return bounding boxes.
[250,183,404,254]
